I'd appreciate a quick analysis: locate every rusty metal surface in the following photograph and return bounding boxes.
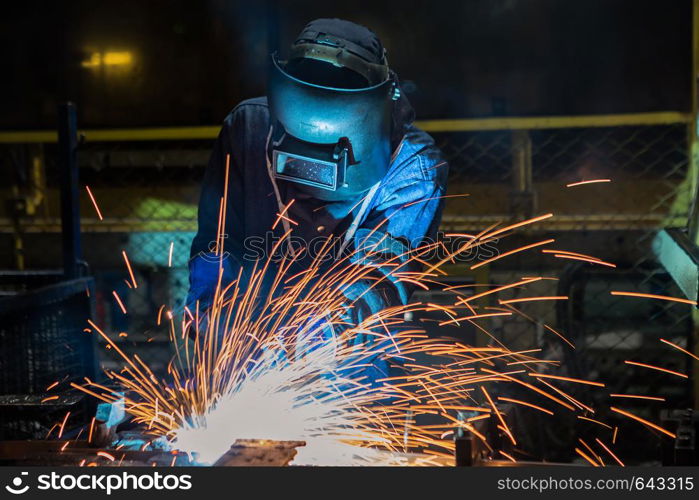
[0,440,192,466]
[0,438,307,467]
[213,440,306,467]
[0,394,83,406]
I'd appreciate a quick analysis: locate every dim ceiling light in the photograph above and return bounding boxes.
[81,51,133,68]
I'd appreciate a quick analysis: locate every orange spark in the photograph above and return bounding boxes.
[487,213,554,239]
[577,416,612,429]
[272,199,297,229]
[112,291,127,314]
[610,407,676,438]
[575,447,600,466]
[85,185,104,220]
[552,254,616,268]
[566,179,611,188]
[46,381,59,391]
[168,241,174,268]
[579,438,604,466]
[497,396,553,415]
[470,239,555,270]
[122,251,138,288]
[464,277,543,303]
[610,291,696,306]
[529,372,605,387]
[58,411,71,439]
[542,249,606,259]
[595,438,624,466]
[157,305,166,325]
[88,417,96,443]
[660,338,699,361]
[97,451,115,461]
[41,395,59,403]
[438,311,512,326]
[624,360,688,379]
[481,386,516,445]
[609,394,666,402]
[499,296,568,305]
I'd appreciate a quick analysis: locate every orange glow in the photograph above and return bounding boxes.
[82,51,133,68]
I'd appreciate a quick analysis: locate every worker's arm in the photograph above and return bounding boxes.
[343,146,448,323]
[186,110,248,313]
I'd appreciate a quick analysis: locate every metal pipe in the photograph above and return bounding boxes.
[509,129,536,218]
[57,102,82,279]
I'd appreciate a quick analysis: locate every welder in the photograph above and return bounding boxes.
[187,18,448,382]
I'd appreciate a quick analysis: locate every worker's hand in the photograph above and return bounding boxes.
[185,252,247,338]
[291,313,340,374]
[186,252,246,306]
[339,278,400,347]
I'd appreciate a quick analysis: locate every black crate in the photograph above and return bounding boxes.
[0,276,98,440]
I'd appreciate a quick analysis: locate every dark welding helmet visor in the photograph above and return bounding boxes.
[268,53,396,201]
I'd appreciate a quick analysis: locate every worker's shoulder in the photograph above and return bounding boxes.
[223,96,270,126]
[394,124,447,183]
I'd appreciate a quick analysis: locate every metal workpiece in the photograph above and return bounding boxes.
[653,228,699,304]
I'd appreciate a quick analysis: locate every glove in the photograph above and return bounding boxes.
[185,252,247,338]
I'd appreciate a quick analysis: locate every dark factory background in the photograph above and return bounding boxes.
[1,0,691,128]
[1,0,697,465]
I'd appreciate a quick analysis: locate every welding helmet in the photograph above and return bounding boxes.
[268,19,400,201]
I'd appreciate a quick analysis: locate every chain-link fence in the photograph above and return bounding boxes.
[0,116,695,462]
[435,121,694,461]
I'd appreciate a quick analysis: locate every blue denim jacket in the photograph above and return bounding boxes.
[187,97,448,381]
